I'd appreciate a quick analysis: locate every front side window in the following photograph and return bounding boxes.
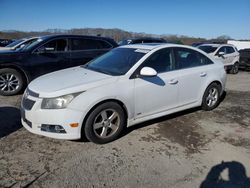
[174,48,213,69]
[226,46,235,54]
[142,48,174,73]
[217,47,227,54]
[37,39,68,52]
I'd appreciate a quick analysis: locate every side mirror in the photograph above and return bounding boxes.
[217,51,225,57]
[140,67,157,77]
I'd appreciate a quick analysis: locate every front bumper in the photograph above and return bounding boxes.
[21,94,84,140]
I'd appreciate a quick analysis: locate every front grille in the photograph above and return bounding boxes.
[22,98,36,110]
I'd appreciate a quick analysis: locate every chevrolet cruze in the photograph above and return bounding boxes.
[21,44,226,144]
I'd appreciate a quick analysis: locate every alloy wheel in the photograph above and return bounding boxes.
[206,87,219,107]
[93,109,120,138]
[0,73,20,92]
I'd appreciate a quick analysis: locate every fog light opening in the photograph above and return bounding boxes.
[41,124,66,133]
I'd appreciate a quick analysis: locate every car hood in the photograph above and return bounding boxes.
[0,47,13,51]
[0,50,27,62]
[28,66,118,98]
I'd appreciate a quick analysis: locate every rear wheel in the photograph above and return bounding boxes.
[202,83,221,111]
[230,62,239,74]
[0,68,24,96]
[84,102,126,144]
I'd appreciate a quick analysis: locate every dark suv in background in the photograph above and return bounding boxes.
[239,49,250,70]
[0,35,118,96]
[118,37,166,46]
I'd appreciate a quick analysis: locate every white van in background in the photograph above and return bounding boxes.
[228,40,250,51]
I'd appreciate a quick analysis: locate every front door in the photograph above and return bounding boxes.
[134,48,179,119]
[28,38,70,79]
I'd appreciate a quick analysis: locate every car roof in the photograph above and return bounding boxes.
[199,43,235,48]
[39,34,114,41]
[119,43,193,51]
[127,37,165,41]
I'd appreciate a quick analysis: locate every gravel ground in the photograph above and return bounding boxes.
[0,71,250,188]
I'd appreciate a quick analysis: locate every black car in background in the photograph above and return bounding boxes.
[0,39,14,47]
[239,49,250,70]
[0,35,118,96]
[118,37,166,45]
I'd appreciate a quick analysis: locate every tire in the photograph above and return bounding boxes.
[230,62,239,74]
[201,83,221,111]
[0,68,24,96]
[84,102,126,144]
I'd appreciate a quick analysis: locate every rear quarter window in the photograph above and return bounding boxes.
[71,38,111,51]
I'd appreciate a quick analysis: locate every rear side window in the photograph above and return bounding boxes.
[142,48,175,73]
[71,38,112,51]
[174,48,213,69]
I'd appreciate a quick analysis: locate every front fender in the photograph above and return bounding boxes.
[68,79,135,126]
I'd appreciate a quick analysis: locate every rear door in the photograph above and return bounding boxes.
[69,38,113,67]
[173,47,214,106]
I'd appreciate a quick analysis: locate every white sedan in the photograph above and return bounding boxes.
[21,44,226,144]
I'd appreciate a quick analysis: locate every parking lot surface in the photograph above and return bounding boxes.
[0,71,250,188]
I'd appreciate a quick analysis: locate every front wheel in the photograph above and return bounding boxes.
[202,83,221,111]
[84,102,126,144]
[230,63,239,74]
[0,68,24,96]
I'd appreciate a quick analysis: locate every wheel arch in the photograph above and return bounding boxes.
[0,64,29,85]
[205,80,223,94]
[80,98,129,137]
[199,80,223,104]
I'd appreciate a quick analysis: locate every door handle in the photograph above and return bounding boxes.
[200,72,207,77]
[168,79,178,85]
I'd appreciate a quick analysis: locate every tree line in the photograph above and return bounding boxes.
[0,28,232,45]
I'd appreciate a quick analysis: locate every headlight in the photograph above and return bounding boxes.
[41,93,80,109]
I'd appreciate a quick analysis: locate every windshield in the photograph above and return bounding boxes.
[6,39,24,47]
[84,48,146,76]
[14,38,38,50]
[19,38,43,51]
[198,45,218,53]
